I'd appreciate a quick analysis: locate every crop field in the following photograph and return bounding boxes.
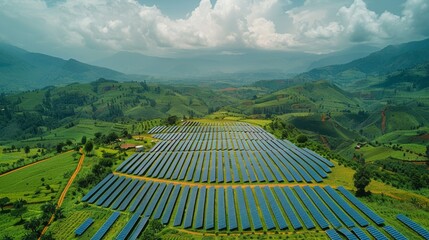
[74,121,429,239]
[0,151,77,202]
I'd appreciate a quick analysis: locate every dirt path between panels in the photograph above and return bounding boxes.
[38,150,86,239]
[0,150,74,178]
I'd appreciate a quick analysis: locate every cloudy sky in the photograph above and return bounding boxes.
[1,0,428,61]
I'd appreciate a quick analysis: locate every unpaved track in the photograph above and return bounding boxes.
[38,150,85,239]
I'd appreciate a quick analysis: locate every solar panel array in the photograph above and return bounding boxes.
[117,121,333,184]
[75,218,94,236]
[396,214,429,239]
[81,121,426,238]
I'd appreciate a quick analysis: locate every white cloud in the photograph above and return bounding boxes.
[0,0,428,59]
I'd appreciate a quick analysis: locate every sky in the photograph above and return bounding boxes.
[0,0,428,61]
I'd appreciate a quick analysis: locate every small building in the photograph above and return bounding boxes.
[135,145,144,152]
[120,143,136,150]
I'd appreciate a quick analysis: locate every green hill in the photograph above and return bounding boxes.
[0,43,129,92]
[295,38,429,88]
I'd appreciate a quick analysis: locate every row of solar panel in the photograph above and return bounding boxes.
[153,130,275,141]
[326,225,411,240]
[148,122,266,134]
[117,148,331,184]
[150,138,289,153]
[83,178,384,232]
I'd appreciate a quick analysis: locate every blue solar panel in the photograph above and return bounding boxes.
[293,186,329,229]
[247,152,267,182]
[366,226,388,240]
[314,186,355,228]
[88,175,119,204]
[253,186,275,230]
[326,229,342,240]
[397,214,429,239]
[162,152,181,179]
[283,186,315,229]
[262,186,288,230]
[244,187,263,230]
[209,151,216,183]
[351,227,371,240]
[128,216,149,240]
[324,186,368,227]
[186,152,199,181]
[82,174,114,202]
[236,187,251,230]
[338,228,358,240]
[117,180,145,211]
[266,150,294,182]
[217,151,224,183]
[116,213,140,240]
[224,151,232,183]
[201,151,210,183]
[226,187,238,231]
[205,187,215,230]
[153,184,174,220]
[217,187,227,231]
[172,152,187,180]
[134,182,160,216]
[91,212,120,240]
[259,151,283,182]
[96,176,125,206]
[302,186,340,229]
[143,183,166,217]
[178,152,193,180]
[236,151,249,183]
[383,226,407,240]
[161,184,181,225]
[195,186,206,229]
[129,181,152,212]
[116,153,139,172]
[173,185,190,226]
[241,152,257,183]
[102,178,131,208]
[272,150,303,182]
[75,218,94,236]
[337,186,384,225]
[273,187,302,230]
[183,186,199,229]
[193,152,204,182]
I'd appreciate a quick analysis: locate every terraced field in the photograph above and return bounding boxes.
[79,121,428,239]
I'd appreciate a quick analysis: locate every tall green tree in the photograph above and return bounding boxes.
[0,197,10,211]
[353,165,371,196]
[84,141,94,154]
[11,200,28,221]
[24,146,30,157]
[81,136,87,145]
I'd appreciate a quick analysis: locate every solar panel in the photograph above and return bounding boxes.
[302,186,340,229]
[366,226,388,240]
[226,187,238,231]
[224,151,232,183]
[129,181,152,212]
[143,183,166,217]
[337,186,384,225]
[178,152,193,180]
[324,186,368,227]
[396,214,429,239]
[153,184,174,220]
[244,187,263,230]
[326,229,342,240]
[293,186,329,229]
[246,151,266,182]
[383,226,407,240]
[273,186,302,230]
[96,176,126,206]
[88,175,119,204]
[351,227,371,240]
[75,218,94,236]
[161,184,181,225]
[217,187,227,231]
[194,186,206,229]
[91,212,120,240]
[173,185,190,226]
[337,227,358,240]
[313,186,355,228]
[283,186,315,229]
[82,174,114,202]
[102,178,131,208]
[235,187,251,230]
[116,213,140,240]
[205,187,215,230]
[128,216,149,240]
[183,186,199,229]
[134,182,160,216]
[262,186,288,230]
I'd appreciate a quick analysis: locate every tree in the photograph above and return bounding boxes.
[0,197,10,212]
[84,141,94,154]
[11,204,27,221]
[165,115,178,125]
[56,143,64,153]
[353,165,371,196]
[296,134,308,143]
[24,217,42,233]
[81,136,87,145]
[24,146,30,157]
[1,234,13,240]
[41,202,56,219]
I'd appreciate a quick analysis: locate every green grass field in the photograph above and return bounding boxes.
[0,151,77,202]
